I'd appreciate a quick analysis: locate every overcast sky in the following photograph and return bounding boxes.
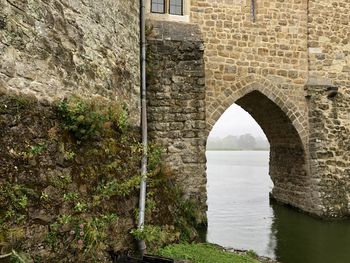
[208,104,267,139]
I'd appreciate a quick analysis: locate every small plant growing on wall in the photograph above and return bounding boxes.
[57,97,129,142]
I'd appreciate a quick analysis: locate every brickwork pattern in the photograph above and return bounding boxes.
[191,0,309,137]
[308,0,350,89]
[147,20,207,207]
[306,0,350,216]
[307,86,350,217]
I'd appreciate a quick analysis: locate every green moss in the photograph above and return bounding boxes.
[157,243,261,263]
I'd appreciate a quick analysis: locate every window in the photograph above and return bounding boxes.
[151,0,165,14]
[169,0,183,15]
[151,0,184,16]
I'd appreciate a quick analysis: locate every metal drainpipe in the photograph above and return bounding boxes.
[138,0,148,257]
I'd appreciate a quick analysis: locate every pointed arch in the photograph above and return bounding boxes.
[206,75,308,149]
[205,76,313,211]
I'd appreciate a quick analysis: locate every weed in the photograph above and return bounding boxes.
[28,143,47,156]
[131,225,178,253]
[40,192,49,201]
[74,202,87,213]
[96,175,141,200]
[63,192,78,202]
[148,145,163,172]
[116,106,129,131]
[22,144,46,158]
[57,99,106,141]
[9,250,31,263]
[64,150,75,160]
[50,173,72,189]
[45,230,58,247]
[57,97,130,142]
[58,214,72,225]
[0,183,29,219]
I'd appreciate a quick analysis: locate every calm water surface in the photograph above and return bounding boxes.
[206,151,350,263]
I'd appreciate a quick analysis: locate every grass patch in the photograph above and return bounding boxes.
[157,243,260,263]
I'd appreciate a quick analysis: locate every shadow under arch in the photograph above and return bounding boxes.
[207,89,313,212]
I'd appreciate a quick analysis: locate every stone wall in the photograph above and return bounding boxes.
[180,0,350,217]
[0,91,204,261]
[306,85,350,217]
[0,0,140,122]
[188,0,316,214]
[308,0,350,89]
[190,0,309,135]
[146,20,207,209]
[306,0,350,217]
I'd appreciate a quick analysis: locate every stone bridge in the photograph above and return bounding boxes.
[146,0,350,218]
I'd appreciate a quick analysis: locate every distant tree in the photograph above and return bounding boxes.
[237,134,256,150]
[207,137,224,150]
[207,134,269,150]
[222,135,238,149]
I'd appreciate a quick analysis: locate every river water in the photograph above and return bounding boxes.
[206,150,350,263]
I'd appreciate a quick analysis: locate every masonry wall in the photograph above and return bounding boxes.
[308,0,350,89]
[306,0,350,217]
[306,86,350,217]
[0,1,143,259]
[191,0,309,133]
[0,0,140,122]
[146,20,207,209]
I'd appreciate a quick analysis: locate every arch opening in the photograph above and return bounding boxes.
[206,103,273,256]
[207,90,311,216]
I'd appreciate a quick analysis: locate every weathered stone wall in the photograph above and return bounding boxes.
[308,0,350,89]
[146,1,350,217]
[306,85,350,217]
[146,20,207,209]
[188,0,315,214]
[0,0,140,122]
[306,0,350,217]
[0,91,204,261]
[0,92,140,261]
[174,0,350,217]
[190,0,309,137]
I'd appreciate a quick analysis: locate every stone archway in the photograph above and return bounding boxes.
[147,17,350,219]
[206,79,316,214]
[206,75,309,148]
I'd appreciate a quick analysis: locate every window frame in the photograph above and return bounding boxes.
[150,0,184,16]
[151,0,166,14]
[168,0,184,16]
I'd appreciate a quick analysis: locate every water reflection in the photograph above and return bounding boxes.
[270,201,350,263]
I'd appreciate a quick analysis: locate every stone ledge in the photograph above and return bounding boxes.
[147,20,203,43]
